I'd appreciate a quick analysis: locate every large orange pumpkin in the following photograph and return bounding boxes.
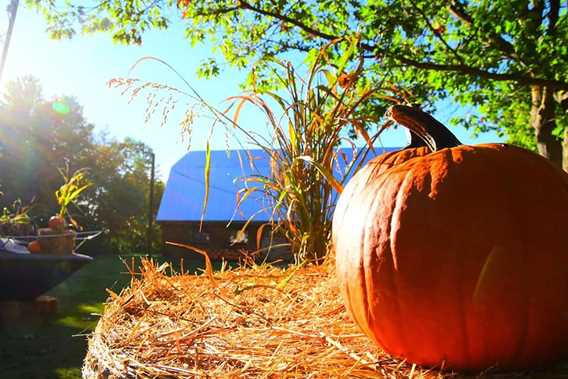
[333,105,568,370]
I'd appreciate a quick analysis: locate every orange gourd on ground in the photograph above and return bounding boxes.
[28,240,41,254]
[333,105,568,370]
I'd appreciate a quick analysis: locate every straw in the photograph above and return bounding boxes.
[82,258,567,378]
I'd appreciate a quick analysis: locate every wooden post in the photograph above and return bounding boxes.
[0,0,19,85]
[0,296,58,328]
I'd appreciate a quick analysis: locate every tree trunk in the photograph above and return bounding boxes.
[562,127,568,172]
[530,86,562,168]
[555,90,568,172]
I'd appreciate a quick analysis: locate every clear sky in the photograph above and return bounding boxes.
[2,3,503,180]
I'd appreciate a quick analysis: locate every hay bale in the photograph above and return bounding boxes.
[82,259,568,378]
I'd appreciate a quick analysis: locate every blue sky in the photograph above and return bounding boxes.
[2,4,502,180]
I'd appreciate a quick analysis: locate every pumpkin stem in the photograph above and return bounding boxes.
[405,129,429,149]
[387,105,462,151]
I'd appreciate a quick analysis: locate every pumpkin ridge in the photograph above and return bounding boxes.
[514,250,530,364]
[343,169,379,340]
[339,182,367,331]
[385,170,417,357]
[369,170,411,355]
[358,210,371,334]
[502,151,529,365]
[447,148,472,367]
[457,261,472,367]
[389,169,416,271]
[363,173,395,347]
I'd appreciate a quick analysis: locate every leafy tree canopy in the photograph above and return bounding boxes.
[25,0,568,169]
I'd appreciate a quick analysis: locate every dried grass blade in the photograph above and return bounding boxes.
[256,223,271,250]
[165,241,217,286]
[296,155,343,193]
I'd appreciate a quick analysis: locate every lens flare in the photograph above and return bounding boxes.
[52,101,71,115]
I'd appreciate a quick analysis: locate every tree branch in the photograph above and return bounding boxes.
[548,0,560,34]
[449,1,520,63]
[267,39,313,53]
[238,0,339,41]
[395,56,568,89]
[236,0,376,52]
[194,6,240,17]
[531,0,546,29]
[408,0,464,64]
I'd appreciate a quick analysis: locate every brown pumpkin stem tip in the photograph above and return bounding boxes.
[387,105,462,151]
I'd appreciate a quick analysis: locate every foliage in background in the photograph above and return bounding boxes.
[86,138,165,255]
[0,77,163,254]
[26,0,568,170]
[0,194,33,236]
[111,40,392,262]
[0,198,31,226]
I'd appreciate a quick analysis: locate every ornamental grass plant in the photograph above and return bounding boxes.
[110,38,393,263]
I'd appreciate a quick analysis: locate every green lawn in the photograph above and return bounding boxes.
[0,254,202,379]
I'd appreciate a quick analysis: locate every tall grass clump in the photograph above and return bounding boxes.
[110,39,392,263]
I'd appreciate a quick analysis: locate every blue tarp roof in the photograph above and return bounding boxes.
[157,147,400,222]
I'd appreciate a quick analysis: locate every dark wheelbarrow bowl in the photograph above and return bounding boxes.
[0,249,93,301]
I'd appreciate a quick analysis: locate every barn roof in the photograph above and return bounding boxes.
[156,147,400,223]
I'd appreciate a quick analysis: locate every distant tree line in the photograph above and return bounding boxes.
[0,76,164,255]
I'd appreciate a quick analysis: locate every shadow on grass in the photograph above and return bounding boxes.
[0,255,135,379]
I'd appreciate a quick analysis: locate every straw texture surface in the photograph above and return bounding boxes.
[83,259,567,378]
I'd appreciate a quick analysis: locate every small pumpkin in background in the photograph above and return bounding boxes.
[27,240,41,254]
[48,215,66,232]
[333,105,568,370]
